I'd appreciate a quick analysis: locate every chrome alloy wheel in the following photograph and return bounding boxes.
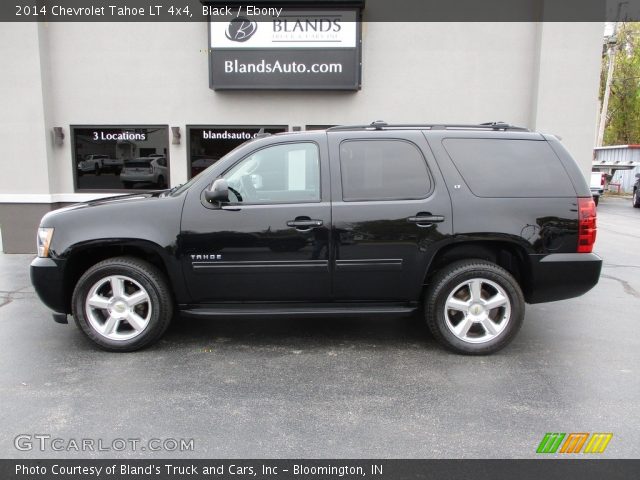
[84,275,152,341]
[443,278,511,344]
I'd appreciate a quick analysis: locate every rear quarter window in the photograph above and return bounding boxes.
[442,138,576,197]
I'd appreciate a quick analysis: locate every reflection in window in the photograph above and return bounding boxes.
[72,126,169,191]
[442,139,575,197]
[223,143,320,204]
[340,140,431,201]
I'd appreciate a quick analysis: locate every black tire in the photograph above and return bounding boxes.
[94,164,101,176]
[593,195,599,206]
[633,189,640,208]
[157,175,165,188]
[123,182,133,189]
[72,257,173,352]
[425,259,524,355]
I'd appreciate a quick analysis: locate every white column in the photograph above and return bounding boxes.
[531,22,603,179]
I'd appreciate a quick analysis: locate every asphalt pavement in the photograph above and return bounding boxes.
[1,196,639,459]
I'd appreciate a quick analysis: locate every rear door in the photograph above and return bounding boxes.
[328,130,453,301]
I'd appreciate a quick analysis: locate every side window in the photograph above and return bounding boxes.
[442,139,575,197]
[223,142,320,204]
[339,140,432,201]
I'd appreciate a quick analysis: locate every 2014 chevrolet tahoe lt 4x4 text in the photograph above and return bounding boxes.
[30,122,602,354]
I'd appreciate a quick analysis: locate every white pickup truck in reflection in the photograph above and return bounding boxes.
[77,154,110,175]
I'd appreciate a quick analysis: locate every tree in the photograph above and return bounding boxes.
[600,22,640,145]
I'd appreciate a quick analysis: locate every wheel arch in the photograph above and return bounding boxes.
[61,239,179,314]
[423,239,532,301]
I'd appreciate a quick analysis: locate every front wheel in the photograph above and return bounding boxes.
[633,189,640,208]
[425,260,524,355]
[72,257,173,351]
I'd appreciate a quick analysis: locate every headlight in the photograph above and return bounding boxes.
[36,227,54,258]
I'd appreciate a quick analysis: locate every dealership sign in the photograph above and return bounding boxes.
[208,9,361,90]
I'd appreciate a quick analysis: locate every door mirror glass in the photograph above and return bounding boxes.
[204,178,230,203]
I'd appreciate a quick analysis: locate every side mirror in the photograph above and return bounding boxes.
[204,178,229,203]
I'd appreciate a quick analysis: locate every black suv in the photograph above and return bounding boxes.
[31,122,602,354]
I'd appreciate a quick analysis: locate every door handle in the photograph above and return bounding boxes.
[407,214,445,226]
[286,218,324,229]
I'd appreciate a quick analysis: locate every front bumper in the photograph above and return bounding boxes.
[30,257,68,314]
[526,253,602,304]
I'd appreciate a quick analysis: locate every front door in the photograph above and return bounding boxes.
[328,130,453,301]
[180,140,332,303]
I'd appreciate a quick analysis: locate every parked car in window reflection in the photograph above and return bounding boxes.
[77,154,109,175]
[120,157,167,189]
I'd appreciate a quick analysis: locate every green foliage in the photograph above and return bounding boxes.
[601,23,640,145]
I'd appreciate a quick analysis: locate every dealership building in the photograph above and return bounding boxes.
[0,6,603,253]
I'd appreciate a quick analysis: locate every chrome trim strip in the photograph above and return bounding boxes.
[335,259,403,271]
[193,260,328,270]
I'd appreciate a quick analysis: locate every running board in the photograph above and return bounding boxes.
[179,303,418,318]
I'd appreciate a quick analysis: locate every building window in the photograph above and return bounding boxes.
[187,125,288,179]
[306,125,336,130]
[72,125,169,192]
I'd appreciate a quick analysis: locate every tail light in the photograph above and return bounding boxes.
[577,197,597,253]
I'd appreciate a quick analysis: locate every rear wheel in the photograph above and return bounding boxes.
[425,259,524,355]
[633,189,640,208]
[593,195,599,206]
[72,257,173,351]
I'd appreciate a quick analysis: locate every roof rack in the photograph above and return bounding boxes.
[326,121,529,132]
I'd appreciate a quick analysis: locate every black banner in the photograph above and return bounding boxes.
[209,49,361,90]
[2,459,640,480]
[3,0,640,22]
